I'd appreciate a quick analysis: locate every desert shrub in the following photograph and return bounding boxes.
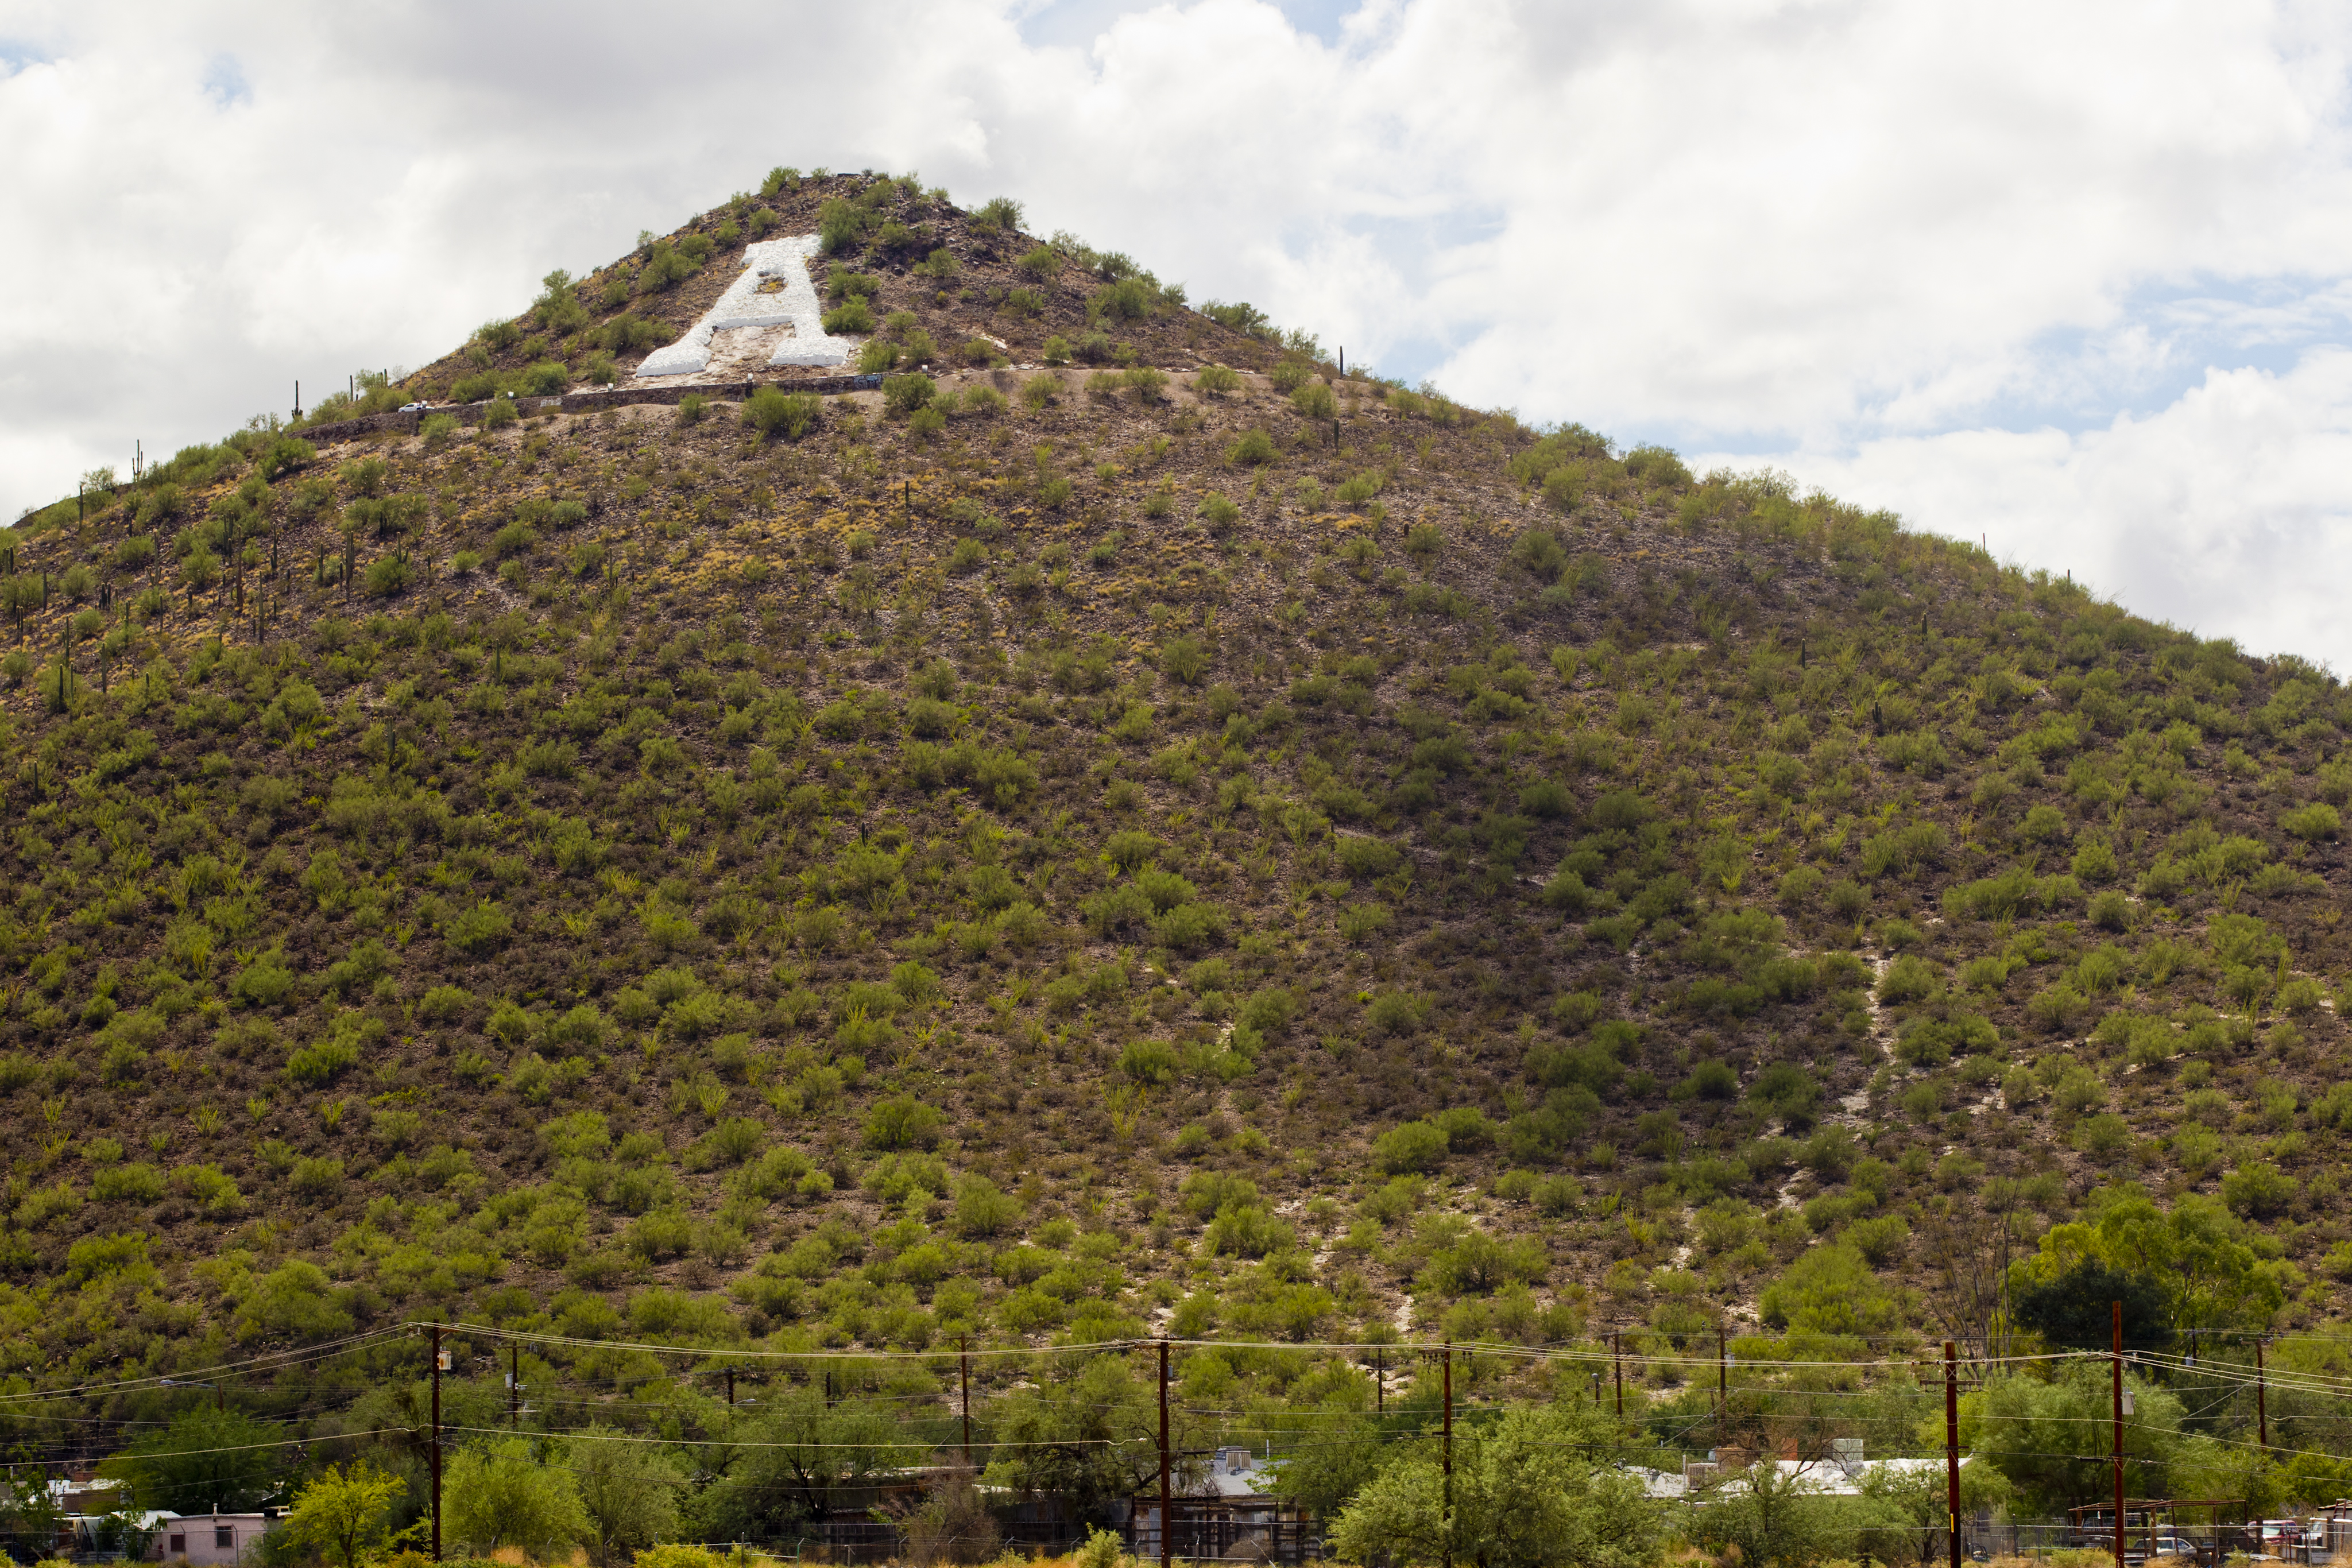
[1198,494,1240,532]
[972,195,1025,233]
[822,297,876,335]
[1373,1121,1449,1174]
[1194,363,1243,396]
[639,240,700,291]
[884,374,937,416]
[1292,380,1337,419]
[2283,802,2342,841]
[1227,429,1278,466]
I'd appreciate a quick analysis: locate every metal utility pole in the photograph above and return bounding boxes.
[1614,1329,1623,1418]
[2111,1302,2123,1568]
[1441,1344,1454,1568]
[1158,1339,1171,1568]
[1945,1341,1961,1568]
[431,1324,444,1562]
[960,1340,972,1466]
[509,1344,519,1428]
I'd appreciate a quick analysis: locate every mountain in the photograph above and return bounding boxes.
[1,167,2346,1516]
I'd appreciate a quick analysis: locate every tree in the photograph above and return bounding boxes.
[570,1428,686,1568]
[1858,1455,2011,1566]
[2007,1186,2284,1350]
[1329,1403,1662,1568]
[2010,1257,2172,1352]
[1964,1367,2182,1517]
[103,1407,287,1514]
[444,1438,587,1558]
[284,1461,410,1568]
[984,1357,1200,1521]
[690,1386,918,1541]
[1688,1461,1856,1568]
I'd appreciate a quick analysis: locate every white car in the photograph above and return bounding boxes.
[400,401,431,413]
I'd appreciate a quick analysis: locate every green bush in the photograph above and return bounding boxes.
[361,554,413,597]
[1226,429,1278,466]
[822,298,876,335]
[1017,244,1059,280]
[884,374,937,416]
[638,240,700,291]
[1269,360,1314,393]
[482,396,519,429]
[1198,494,1240,532]
[743,387,819,440]
[2283,802,2342,841]
[972,196,1024,234]
[1092,276,1154,321]
[2222,1160,2295,1219]
[1373,1120,1449,1174]
[857,338,899,373]
[1291,380,1337,419]
[1194,363,1242,397]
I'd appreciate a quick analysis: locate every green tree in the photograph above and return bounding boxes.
[1329,1403,1661,1568]
[283,1461,411,1568]
[690,1386,917,1540]
[2006,1186,2284,1348]
[1964,1366,2181,1517]
[445,1438,587,1558]
[103,1407,287,1513]
[570,1428,686,1567]
[985,1357,1199,1520]
[1688,1461,1859,1568]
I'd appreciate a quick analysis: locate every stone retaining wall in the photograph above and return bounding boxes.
[296,373,883,446]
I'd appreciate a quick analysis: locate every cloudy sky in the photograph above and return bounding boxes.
[5,1,2351,665]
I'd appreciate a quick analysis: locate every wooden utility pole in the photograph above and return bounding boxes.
[2111,1302,2123,1568]
[2256,1338,2269,1450]
[431,1323,444,1562]
[1718,1324,1728,1442]
[1441,1344,1454,1568]
[1945,1341,1961,1568]
[1158,1339,1171,1568]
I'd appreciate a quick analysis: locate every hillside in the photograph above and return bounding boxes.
[3,168,2351,1534]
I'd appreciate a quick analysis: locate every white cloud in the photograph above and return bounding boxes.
[1736,349,2352,668]
[4,1,2352,663]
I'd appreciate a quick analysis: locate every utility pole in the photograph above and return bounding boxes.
[726,1367,735,1408]
[431,1324,444,1563]
[1441,1344,1454,1568]
[959,1339,972,1467]
[1374,1349,1383,1417]
[2111,1301,2123,1568]
[509,1344,519,1429]
[1158,1339,1171,1568]
[2256,1338,2268,1450]
[1945,1341,1961,1568]
[1717,1323,1728,1449]
[1613,1329,1623,1418]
